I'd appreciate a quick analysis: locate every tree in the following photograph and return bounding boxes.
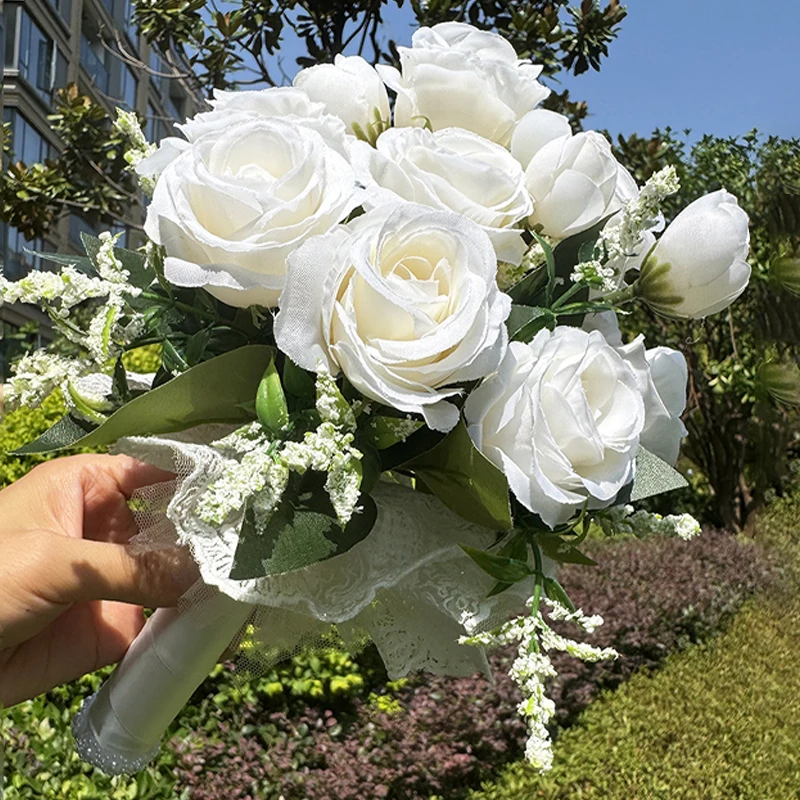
[1,0,626,242]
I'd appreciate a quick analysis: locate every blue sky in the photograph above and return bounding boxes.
[556,0,800,141]
[272,0,799,143]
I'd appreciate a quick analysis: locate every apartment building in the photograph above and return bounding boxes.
[0,0,202,376]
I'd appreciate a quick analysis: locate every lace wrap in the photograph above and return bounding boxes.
[117,434,539,679]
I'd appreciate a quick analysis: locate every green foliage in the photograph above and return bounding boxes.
[616,130,800,530]
[15,346,274,455]
[405,419,513,530]
[0,393,69,488]
[134,0,626,96]
[1,644,378,800]
[2,85,141,241]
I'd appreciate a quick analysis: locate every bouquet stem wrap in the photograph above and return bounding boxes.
[73,589,254,775]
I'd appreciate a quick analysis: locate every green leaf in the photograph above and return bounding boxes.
[508,264,548,305]
[507,304,555,342]
[538,537,598,566]
[23,248,93,274]
[283,358,316,398]
[406,419,512,530]
[12,345,274,455]
[460,544,532,583]
[628,446,689,502]
[230,495,377,580]
[364,415,424,449]
[544,576,576,612]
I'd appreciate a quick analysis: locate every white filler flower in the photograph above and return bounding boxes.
[378,22,550,146]
[638,189,751,318]
[465,327,645,527]
[275,202,511,433]
[141,114,360,308]
[355,126,532,263]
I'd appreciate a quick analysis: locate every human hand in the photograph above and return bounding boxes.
[0,454,198,706]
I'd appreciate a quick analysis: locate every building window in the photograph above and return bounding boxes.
[3,4,17,68]
[4,109,52,166]
[80,32,111,95]
[1,223,45,281]
[118,63,138,110]
[17,10,59,104]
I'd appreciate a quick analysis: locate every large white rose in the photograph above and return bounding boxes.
[354,127,532,263]
[377,22,549,146]
[525,130,621,240]
[176,87,350,154]
[275,203,511,432]
[294,55,391,138]
[465,327,645,527]
[637,190,751,318]
[142,115,360,308]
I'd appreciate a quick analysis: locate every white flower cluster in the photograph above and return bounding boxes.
[598,504,701,541]
[462,596,617,771]
[570,258,617,293]
[3,351,87,409]
[114,109,158,195]
[197,373,364,528]
[569,166,680,292]
[197,428,289,527]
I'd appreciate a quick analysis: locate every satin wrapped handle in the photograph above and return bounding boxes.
[73,590,254,775]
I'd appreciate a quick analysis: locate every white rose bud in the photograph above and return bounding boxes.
[275,203,511,433]
[354,126,532,264]
[637,190,751,318]
[465,327,645,527]
[294,54,391,140]
[510,109,571,170]
[377,22,549,146]
[525,131,621,240]
[142,115,359,308]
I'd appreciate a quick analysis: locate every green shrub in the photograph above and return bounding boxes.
[0,392,69,488]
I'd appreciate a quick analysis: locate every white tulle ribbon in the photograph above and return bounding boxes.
[73,591,254,775]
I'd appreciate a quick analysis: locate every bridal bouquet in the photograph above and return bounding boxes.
[1,21,751,774]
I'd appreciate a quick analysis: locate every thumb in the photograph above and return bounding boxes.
[50,537,200,607]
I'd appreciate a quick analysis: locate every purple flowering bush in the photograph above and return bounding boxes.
[171,530,778,800]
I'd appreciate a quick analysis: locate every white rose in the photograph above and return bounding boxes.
[142,115,359,308]
[377,22,549,146]
[617,339,688,465]
[354,126,532,263]
[637,190,751,318]
[275,203,511,432]
[525,130,621,239]
[510,109,571,170]
[176,87,350,155]
[293,54,391,139]
[465,327,645,527]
